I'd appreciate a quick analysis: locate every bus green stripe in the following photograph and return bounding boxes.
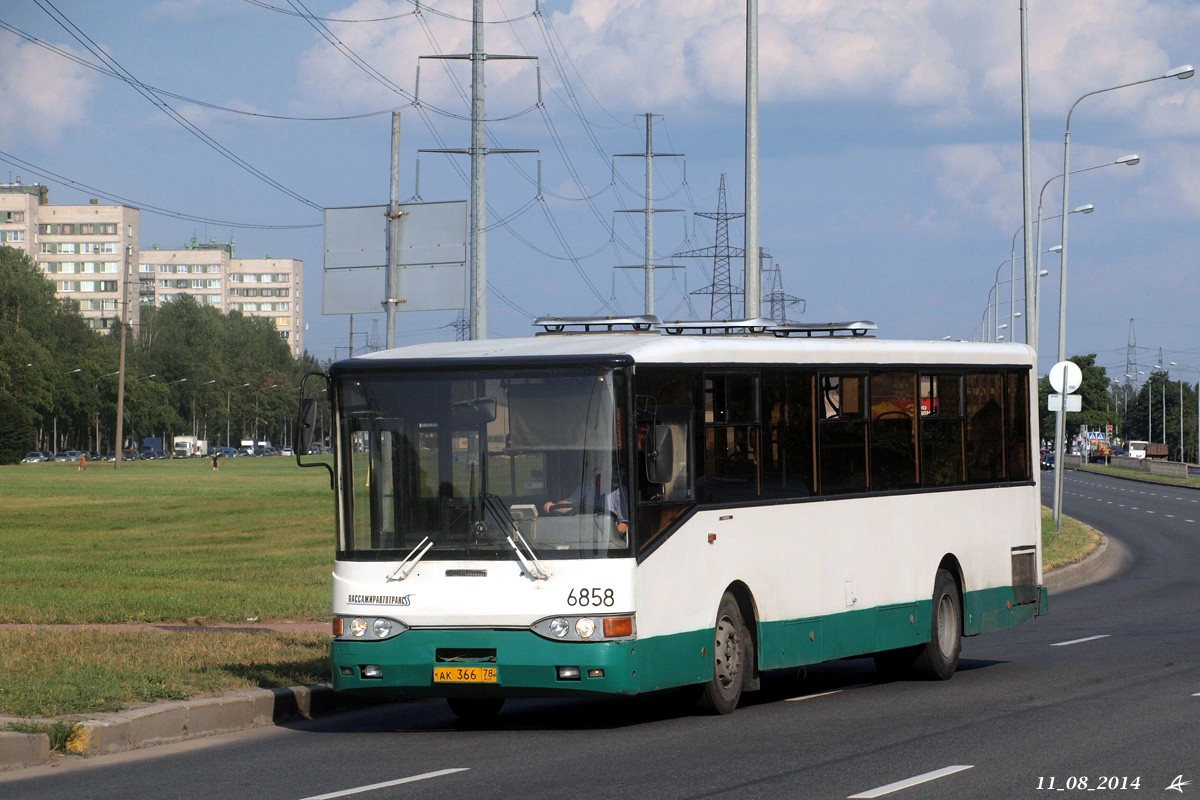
[330,586,1046,697]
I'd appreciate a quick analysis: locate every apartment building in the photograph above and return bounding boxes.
[0,183,304,356]
[140,239,304,356]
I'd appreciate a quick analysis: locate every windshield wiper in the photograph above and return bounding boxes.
[387,535,433,582]
[481,493,551,581]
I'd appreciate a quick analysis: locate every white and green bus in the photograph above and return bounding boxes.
[297,317,1047,719]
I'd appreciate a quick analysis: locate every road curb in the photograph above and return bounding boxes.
[1044,531,1129,594]
[0,684,376,771]
[0,731,50,771]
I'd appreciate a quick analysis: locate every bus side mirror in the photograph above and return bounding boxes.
[298,398,317,456]
[645,424,675,484]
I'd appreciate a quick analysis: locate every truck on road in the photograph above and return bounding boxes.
[172,436,209,458]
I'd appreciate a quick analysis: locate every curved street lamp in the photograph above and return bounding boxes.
[1053,64,1194,530]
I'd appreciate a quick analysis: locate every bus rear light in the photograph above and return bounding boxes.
[556,666,581,680]
[332,617,344,637]
[603,616,634,638]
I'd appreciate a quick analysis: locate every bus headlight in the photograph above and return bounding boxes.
[336,616,407,641]
[532,614,635,642]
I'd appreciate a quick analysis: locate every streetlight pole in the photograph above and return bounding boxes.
[1052,64,1194,529]
[228,383,250,449]
[254,384,278,454]
[1032,153,1138,346]
[1169,363,1200,464]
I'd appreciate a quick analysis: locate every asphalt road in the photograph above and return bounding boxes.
[4,470,1198,800]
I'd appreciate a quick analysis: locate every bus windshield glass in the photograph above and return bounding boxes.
[335,366,632,561]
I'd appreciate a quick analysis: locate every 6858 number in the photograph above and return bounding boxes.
[567,587,614,607]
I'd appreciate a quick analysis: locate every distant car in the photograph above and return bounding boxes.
[280,447,294,457]
[104,451,116,461]
[1040,450,1055,470]
[22,451,51,463]
[54,450,83,462]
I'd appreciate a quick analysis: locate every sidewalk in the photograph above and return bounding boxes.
[1,545,1122,772]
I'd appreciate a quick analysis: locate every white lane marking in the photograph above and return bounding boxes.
[787,689,843,702]
[299,769,470,800]
[848,765,974,798]
[1051,634,1111,647]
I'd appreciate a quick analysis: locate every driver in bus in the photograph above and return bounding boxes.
[543,472,630,537]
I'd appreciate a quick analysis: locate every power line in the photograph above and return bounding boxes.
[0,150,319,230]
[34,0,322,211]
[0,21,412,122]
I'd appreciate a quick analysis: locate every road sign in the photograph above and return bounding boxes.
[1049,360,1083,394]
[1048,394,1082,412]
[323,201,468,315]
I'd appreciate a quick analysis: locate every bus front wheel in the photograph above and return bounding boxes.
[913,569,961,680]
[699,592,750,715]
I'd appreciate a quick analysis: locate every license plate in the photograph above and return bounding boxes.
[433,665,498,684]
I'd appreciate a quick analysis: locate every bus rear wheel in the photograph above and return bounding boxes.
[699,592,750,715]
[446,697,504,723]
[912,569,961,680]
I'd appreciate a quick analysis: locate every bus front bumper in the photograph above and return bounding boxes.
[331,628,651,698]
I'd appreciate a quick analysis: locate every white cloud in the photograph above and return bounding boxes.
[932,143,1016,225]
[0,39,98,148]
[296,1,1200,133]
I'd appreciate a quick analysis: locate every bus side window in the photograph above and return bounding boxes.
[1005,370,1032,480]
[818,374,867,494]
[869,371,918,490]
[704,373,761,503]
[761,369,813,498]
[920,373,965,487]
[965,373,1005,482]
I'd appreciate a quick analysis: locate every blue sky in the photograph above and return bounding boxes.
[3,0,1199,382]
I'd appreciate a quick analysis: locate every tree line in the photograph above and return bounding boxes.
[0,245,326,463]
[1037,354,1199,462]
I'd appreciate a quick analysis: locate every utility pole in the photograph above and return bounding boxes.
[113,244,130,468]
[420,0,536,340]
[765,261,804,323]
[744,0,760,318]
[384,112,402,350]
[614,113,683,315]
[675,175,745,319]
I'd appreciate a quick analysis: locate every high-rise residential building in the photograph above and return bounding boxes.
[0,183,304,356]
[140,239,304,356]
[1,183,140,334]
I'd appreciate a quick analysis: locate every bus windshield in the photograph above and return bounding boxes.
[335,366,632,561]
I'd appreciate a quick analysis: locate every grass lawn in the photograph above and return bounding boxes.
[0,457,335,718]
[0,457,332,624]
[1041,507,1100,571]
[0,459,1100,720]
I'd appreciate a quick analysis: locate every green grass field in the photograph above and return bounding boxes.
[0,457,336,718]
[0,457,332,624]
[0,458,1099,720]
